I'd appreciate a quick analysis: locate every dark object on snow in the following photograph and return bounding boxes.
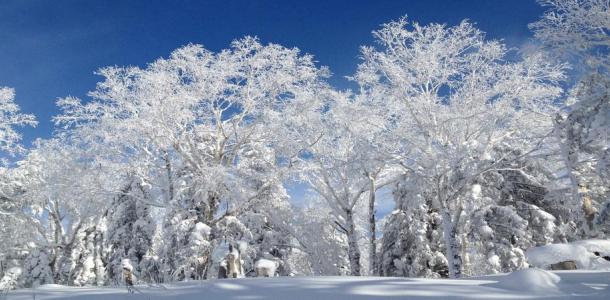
[218,264,227,279]
[218,243,243,279]
[593,251,610,261]
[123,267,134,286]
[122,258,135,287]
[550,260,577,270]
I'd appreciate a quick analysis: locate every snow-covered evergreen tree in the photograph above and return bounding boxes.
[106,180,154,285]
[21,249,53,287]
[380,176,447,278]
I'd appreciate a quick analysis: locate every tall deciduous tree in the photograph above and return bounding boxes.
[54,37,330,280]
[356,17,564,277]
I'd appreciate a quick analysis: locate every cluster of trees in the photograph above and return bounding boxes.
[0,0,608,288]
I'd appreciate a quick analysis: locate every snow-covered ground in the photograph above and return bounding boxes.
[526,239,610,270]
[5,270,610,300]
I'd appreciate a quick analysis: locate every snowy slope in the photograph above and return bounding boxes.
[5,270,610,300]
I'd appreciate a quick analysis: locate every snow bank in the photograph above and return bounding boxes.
[495,268,560,293]
[526,240,610,270]
[527,243,593,269]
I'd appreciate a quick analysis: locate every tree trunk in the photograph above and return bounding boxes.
[554,119,589,233]
[441,207,462,278]
[163,151,174,202]
[345,209,361,276]
[368,178,377,275]
[49,206,63,280]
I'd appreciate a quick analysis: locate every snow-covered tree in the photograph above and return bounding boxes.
[11,138,116,285]
[295,89,400,276]
[292,197,350,276]
[460,147,560,275]
[530,0,610,73]
[0,87,37,283]
[3,7,606,285]
[105,180,154,285]
[234,143,304,276]
[68,222,106,286]
[0,87,36,159]
[21,249,53,287]
[380,175,448,278]
[356,17,564,277]
[531,0,610,237]
[53,37,330,282]
[0,166,37,284]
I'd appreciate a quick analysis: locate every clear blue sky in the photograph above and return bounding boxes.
[0,0,544,147]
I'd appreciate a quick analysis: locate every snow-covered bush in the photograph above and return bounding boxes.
[0,267,21,291]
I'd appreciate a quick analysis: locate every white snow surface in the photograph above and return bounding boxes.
[6,271,610,300]
[526,240,610,270]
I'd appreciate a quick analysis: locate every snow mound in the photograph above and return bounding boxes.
[190,222,212,243]
[254,258,278,277]
[496,268,560,292]
[121,258,133,271]
[254,258,277,269]
[526,240,610,270]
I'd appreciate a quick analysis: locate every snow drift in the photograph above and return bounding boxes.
[492,268,561,293]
